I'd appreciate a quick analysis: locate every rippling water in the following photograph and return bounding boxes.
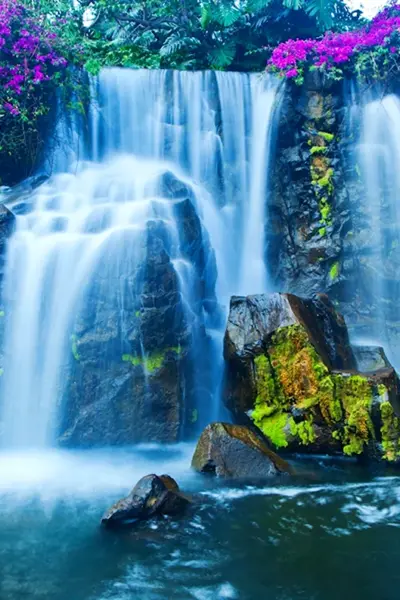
[0,446,399,600]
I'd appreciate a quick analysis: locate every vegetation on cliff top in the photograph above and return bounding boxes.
[269,2,400,83]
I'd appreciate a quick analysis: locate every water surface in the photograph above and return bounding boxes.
[0,446,399,600]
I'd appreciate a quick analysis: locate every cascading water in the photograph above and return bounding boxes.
[0,69,280,448]
[354,90,400,367]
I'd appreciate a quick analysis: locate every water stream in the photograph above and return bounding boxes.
[1,69,280,447]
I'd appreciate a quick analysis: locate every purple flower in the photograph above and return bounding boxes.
[268,4,400,79]
[3,102,19,116]
[285,68,299,78]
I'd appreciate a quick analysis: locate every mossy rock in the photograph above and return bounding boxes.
[191,422,292,478]
[224,292,400,463]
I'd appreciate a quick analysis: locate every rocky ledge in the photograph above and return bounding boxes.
[224,292,400,463]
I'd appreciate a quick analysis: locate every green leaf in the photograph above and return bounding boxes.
[208,44,236,68]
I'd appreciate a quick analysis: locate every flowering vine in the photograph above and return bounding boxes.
[268,3,400,83]
[0,0,85,185]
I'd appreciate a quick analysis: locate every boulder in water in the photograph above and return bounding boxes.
[191,422,292,478]
[101,474,191,527]
[223,292,400,463]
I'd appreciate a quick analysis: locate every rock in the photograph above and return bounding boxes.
[0,204,16,278]
[58,169,219,446]
[191,422,292,478]
[101,474,191,527]
[223,292,400,462]
[352,345,392,373]
[224,292,355,416]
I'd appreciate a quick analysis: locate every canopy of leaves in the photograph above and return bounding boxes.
[62,0,364,73]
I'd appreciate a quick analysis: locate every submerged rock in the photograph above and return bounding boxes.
[223,292,400,463]
[101,474,191,527]
[191,422,292,478]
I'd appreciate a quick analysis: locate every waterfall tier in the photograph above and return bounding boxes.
[0,69,280,448]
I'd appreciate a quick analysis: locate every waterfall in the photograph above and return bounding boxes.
[0,69,280,448]
[355,91,400,367]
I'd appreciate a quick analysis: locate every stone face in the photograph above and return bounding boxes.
[191,422,292,478]
[58,171,218,446]
[224,292,400,462]
[101,474,191,527]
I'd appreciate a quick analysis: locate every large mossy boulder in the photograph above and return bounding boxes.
[224,292,400,463]
[191,422,292,478]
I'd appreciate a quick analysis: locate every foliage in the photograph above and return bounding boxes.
[75,0,361,73]
[268,2,400,83]
[0,0,85,184]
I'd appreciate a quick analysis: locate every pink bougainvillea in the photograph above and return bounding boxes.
[268,3,400,81]
[0,0,68,117]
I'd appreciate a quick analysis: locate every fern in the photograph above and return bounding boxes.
[208,44,236,68]
[160,35,200,57]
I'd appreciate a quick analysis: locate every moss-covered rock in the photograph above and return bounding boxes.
[224,292,400,462]
[191,422,292,478]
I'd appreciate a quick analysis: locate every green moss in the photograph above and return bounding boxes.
[135,310,141,318]
[318,131,334,142]
[254,410,289,448]
[250,323,379,458]
[289,417,316,445]
[71,334,80,361]
[254,354,285,410]
[191,409,198,424]
[122,346,182,373]
[319,227,326,237]
[298,419,316,445]
[310,146,327,155]
[378,384,387,398]
[380,401,400,462]
[319,197,331,223]
[318,168,334,191]
[334,374,374,456]
[329,262,340,281]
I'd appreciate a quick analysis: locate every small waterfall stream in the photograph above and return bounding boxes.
[1,69,280,447]
[354,91,400,367]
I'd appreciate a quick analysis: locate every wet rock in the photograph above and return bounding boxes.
[101,474,191,527]
[191,422,292,478]
[223,292,400,462]
[59,170,218,446]
[0,204,16,278]
[224,292,355,415]
[352,345,392,373]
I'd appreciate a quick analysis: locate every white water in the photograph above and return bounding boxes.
[0,69,280,448]
[358,92,400,363]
